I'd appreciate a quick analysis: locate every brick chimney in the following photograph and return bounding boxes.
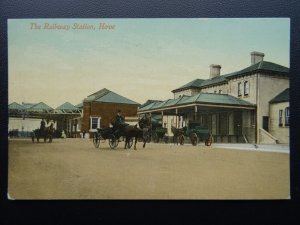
[210,64,221,79]
[251,51,265,65]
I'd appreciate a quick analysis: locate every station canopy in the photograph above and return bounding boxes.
[138,93,256,115]
[55,102,82,114]
[8,102,26,112]
[27,102,53,113]
[9,101,82,119]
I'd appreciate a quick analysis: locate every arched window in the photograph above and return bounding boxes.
[244,81,249,96]
[285,107,290,126]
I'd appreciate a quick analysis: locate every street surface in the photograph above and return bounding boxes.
[8,138,290,199]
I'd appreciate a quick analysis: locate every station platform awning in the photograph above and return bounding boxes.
[138,93,256,115]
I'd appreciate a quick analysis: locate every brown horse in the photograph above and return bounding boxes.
[123,116,151,150]
[123,125,149,150]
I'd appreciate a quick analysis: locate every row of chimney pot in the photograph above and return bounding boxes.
[209,51,265,79]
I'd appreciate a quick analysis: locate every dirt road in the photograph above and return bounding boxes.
[8,138,290,199]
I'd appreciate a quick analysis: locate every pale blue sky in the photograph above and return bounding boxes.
[8,18,290,107]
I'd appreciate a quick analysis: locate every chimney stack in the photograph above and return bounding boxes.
[251,51,265,65]
[210,64,221,79]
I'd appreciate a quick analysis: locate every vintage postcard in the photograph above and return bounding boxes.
[8,18,290,199]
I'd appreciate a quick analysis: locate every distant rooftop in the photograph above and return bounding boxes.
[84,88,139,105]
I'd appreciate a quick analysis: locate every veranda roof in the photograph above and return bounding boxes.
[138,93,255,113]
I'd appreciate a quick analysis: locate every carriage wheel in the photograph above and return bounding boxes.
[93,133,100,148]
[205,134,213,146]
[179,135,185,145]
[109,135,118,149]
[190,133,198,146]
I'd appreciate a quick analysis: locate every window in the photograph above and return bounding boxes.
[285,107,290,126]
[279,110,283,127]
[244,81,249,96]
[238,82,242,96]
[90,117,100,130]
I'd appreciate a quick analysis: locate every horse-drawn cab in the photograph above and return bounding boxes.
[32,120,55,143]
[185,121,212,146]
[171,121,212,146]
[92,115,151,150]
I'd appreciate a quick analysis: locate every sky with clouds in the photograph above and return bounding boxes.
[8,18,290,107]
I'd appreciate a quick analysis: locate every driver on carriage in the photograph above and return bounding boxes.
[40,119,46,131]
[113,110,128,134]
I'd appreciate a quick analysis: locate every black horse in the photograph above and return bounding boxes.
[122,115,151,150]
[123,125,149,150]
[32,126,54,143]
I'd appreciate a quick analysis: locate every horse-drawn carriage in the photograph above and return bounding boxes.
[31,120,55,143]
[92,116,151,150]
[92,127,133,149]
[172,121,213,146]
[147,118,168,143]
[151,126,168,143]
[31,127,54,143]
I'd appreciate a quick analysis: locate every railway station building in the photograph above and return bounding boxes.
[138,52,289,144]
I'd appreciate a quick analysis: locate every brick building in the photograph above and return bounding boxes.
[79,88,139,135]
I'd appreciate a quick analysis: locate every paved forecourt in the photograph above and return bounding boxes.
[8,138,290,199]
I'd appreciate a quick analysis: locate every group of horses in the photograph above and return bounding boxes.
[111,115,151,150]
[31,123,55,143]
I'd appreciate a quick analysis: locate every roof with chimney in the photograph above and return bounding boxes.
[172,61,289,93]
[84,88,139,105]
